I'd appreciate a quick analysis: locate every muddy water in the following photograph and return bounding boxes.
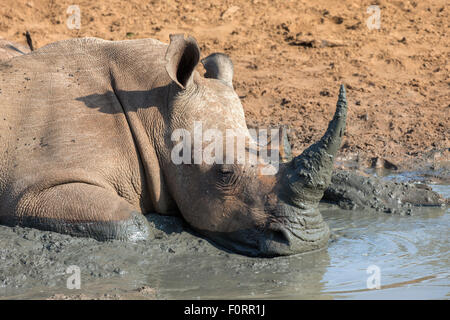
[0,180,448,300]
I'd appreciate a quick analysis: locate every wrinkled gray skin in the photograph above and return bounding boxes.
[0,35,445,257]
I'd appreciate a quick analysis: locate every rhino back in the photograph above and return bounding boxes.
[0,37,168,210]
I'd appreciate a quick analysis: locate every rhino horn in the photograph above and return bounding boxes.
[201,53,234,88]
[279,126,293,163]
[286,84,347,208]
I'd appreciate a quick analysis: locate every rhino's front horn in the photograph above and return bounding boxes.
[286,84,347,209]
[201,53,234,88]
[280,126,293,163]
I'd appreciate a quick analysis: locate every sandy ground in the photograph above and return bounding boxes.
[0,0,448,171]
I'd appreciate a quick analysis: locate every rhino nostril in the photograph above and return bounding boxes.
[267,225,291,246]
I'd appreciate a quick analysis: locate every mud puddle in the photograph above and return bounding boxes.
[0,173,448,300]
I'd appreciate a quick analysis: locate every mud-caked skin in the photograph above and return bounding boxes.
[324,170,446,214]
[0,35,445,256]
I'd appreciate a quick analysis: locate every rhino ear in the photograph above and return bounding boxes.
[201,53,234,88]
[165,34,200,89]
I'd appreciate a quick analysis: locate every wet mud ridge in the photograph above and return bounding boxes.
[0,215,220,299]
[324,170,447,214]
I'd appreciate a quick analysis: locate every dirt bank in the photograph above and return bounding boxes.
[0,0,448,170]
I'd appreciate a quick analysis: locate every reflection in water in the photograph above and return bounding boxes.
[153,200,448,299]
[320,192,449,299]
[152,184,449,299]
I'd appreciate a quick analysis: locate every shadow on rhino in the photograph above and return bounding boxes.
[0,34,445,257]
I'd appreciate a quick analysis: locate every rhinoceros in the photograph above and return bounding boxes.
[0,34,445,257]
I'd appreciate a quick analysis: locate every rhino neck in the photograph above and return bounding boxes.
[107,40,178,215]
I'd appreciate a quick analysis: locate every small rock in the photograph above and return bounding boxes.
[371,157,398,170]
[136,286,156,296]
[221,6,240,19]
[331,16,344,24]
[358,113,369,121]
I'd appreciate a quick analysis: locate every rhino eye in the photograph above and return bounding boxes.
[219,169,233,182]
[216,166,237,188]
[220,167,234,175]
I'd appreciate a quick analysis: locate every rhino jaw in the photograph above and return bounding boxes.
[258,205,331,256]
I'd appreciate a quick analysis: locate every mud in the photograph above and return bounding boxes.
[1,173,448,300]
[325,169,447,213]
[0,214,208,299]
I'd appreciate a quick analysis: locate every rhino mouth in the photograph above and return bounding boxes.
[258,205,331,256]
[259,226,330,257]
[200,206,330,257]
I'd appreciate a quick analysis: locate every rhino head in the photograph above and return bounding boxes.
[156,35,347,256]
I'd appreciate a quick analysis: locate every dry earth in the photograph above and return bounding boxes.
[0,0,448,170]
